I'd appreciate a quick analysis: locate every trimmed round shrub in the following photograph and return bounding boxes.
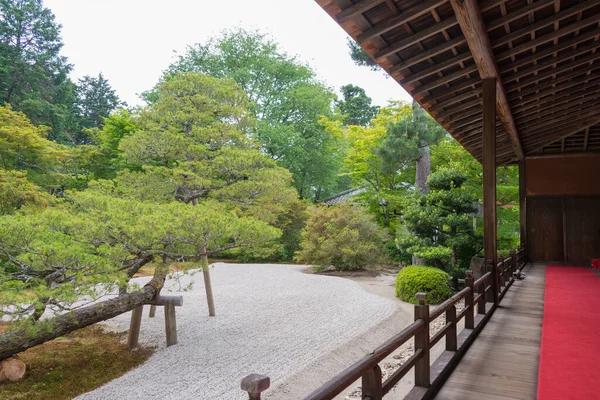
[395,266,453,304]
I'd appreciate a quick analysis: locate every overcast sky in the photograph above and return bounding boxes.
[44,0,411,108]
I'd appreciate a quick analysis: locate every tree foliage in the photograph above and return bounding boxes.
[336,84,379,127]
[163,28,346,201]
[75,73,123,132]
[347,38,381,71]
[0,0,78,142]
[396,169,480,272]
[295,204,387,270]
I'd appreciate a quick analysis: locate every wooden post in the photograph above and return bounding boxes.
[241,374,270,400]
[149,305,157,318]
[164,303,178,347]
[483,78,499,305]
[519,159,527,262]
[127,305,144,349]
[499,260,505,288]
[201,246,216,317]
[414,292,430,388]
[446,305,457,351]
[362,365,383,400]
[465,271,475,329]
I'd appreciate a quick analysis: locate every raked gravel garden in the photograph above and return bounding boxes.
[76,263,400,400]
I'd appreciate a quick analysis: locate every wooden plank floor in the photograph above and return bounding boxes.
[435,264,545,400]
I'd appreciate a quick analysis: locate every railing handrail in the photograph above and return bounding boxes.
[304,319,425,400]
[473,271,492,288]
[429,286,470,321]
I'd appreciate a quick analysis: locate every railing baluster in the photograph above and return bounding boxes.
[445,305,457,351]
[478,276,487,315]
[414,293,430,388]
[465,270,475,329]
[362,364,383,400]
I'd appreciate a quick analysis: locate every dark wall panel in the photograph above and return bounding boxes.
[565,197,600,263]
[527,197,564,262]
[525,154,600,196]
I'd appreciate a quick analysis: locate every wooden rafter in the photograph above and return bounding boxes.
[450,0,524,160]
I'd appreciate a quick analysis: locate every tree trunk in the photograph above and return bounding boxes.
[412,143,431,266]
[415,143,431,194]
[0,268,167,360]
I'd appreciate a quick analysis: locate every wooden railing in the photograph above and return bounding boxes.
[240,248,526,400]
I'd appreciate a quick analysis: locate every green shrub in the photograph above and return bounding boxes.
[295,204,387,271]
[395,265,453,304]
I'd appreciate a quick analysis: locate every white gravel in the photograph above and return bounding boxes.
[77,263,396,400]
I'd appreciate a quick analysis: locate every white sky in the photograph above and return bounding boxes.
[43,0,411,108]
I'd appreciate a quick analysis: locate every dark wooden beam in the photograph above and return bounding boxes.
[499,28,600,74]
[336,0,386,22]
[402,52,472,85]
[525,116,600,151]
[357,0,446,43]
[450,0,524,160]
[506,51,600,93]
[502,40,600,85]
[387,36,466,75]
[584,127,590,150]
[492,1,600,50]
[423,77,481,106]
[374,16,457,60]
[482,78,499,305]
[411,65,479,96]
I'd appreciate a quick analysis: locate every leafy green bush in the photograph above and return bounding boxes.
[395,266,453,304]
[295,204,387,270]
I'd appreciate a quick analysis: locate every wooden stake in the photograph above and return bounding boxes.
[127,306,144,349]
[164,303,178,347]
[201,246,216,317]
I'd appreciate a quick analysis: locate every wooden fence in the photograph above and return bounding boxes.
[241,248,526,400]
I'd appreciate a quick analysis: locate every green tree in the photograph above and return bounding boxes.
[396,169,480,274]
[321,102,412,229]
[0,0,77,143]
[336,84,379,127]
[378,100,446,194]
[115,72,299,257]
[75,73,123,132]
[163,28,345,201]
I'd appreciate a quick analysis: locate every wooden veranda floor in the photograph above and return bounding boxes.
[434,264,545,400]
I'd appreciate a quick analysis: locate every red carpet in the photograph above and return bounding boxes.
[538,266,600,400]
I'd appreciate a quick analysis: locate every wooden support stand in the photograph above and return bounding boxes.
[241,374,270,400]
[127,295,183,349]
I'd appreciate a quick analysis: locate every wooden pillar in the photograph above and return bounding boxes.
[483,78,499,305]
[519,159,527,261]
